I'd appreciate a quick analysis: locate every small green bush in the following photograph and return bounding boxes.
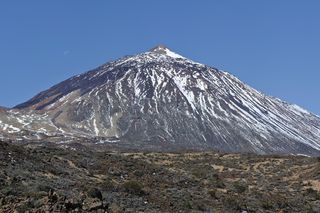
[17,203,33,213]
[184,200,192,209]
[37,184,53,193]
[25,191,47,200]
[305,188,320,199]
[101,178,115,191]
[88,188,103,200]
[306,188,316,194]
[233,181,247,194]
[208,189,217,198]
[133,170,144,177]
[191,166,212,178]
[223,195,243,210]
[122,180,144,195]
[208,174,226,189]
[261,200,273,210]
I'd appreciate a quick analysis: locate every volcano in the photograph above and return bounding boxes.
[1,45,319,155]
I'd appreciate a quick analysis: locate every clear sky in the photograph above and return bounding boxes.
[0,1,319,115]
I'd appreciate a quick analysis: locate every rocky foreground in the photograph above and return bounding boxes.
[0,141,320,212]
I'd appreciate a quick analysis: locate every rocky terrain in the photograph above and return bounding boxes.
[1,140,320,212]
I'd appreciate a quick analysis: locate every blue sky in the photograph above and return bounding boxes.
[0,1,319,115]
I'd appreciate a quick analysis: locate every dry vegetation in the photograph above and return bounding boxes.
[0,141,320,212]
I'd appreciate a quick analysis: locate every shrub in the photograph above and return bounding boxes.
[133,170,144,177]
[208,174,226,189]
[305,188,320,199]
[261,200,273,210]
[223,195,243,210]
[88,188,103,200]
[25,191,47,200]
[122,180,144,195]
[101,179,115,191]
[233,181,247,194]
[306,188,316,194]
[208,189,217,198]
[273,194,289,209]
[37,184,53,193]
[184,201,192,209]
[191,165,213,178]
[16,203,33,213]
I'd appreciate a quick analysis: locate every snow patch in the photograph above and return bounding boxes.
[93,119,100,136]
[290,104,310,115]
[164,49,185,59]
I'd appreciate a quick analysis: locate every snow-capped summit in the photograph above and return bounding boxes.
[149,44,170,53]
[149,45,185,59]
[3,46,320,155]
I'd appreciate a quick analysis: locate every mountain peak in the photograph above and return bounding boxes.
[150,44,169,53]
[149,45,184,59]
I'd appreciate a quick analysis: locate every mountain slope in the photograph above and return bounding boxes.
[9,45,320,155]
